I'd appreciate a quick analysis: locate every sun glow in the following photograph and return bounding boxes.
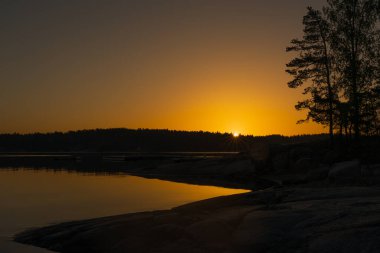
[233,132,240,138]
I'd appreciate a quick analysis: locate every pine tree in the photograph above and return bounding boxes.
[324,0,379,141]
[286,7,337,145]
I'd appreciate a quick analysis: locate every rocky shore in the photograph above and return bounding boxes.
[13,143,380,253]
[15,186,380,253]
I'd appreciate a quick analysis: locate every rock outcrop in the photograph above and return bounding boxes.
[15,187,380,253]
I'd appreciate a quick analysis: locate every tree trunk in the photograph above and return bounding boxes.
[351,0,360,142]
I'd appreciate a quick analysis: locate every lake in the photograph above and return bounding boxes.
[0,167,247,252]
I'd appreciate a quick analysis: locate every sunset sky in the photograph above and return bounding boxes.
[0,0,326,136]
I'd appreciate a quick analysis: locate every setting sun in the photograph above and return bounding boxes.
[233,132,240,138]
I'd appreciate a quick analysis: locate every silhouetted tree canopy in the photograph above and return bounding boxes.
[286,7,337,145]
[287,0,380,143]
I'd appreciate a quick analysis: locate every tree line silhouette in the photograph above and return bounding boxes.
[286,0,380,145]
[0,128,328,152]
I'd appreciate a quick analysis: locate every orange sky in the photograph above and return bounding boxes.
[0,0,326,136]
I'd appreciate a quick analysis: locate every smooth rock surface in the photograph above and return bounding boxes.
[15,187,380,253]
[328,160,361,183]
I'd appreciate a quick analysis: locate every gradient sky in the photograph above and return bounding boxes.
[0,0,326,135]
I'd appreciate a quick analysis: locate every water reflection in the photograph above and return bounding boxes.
[0,164,248,239]
[0,152,236,175]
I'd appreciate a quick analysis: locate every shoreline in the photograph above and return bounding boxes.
[14,185,380,253]
[11,152,380,252]
[121,170,275,190]
[0,236,55,253]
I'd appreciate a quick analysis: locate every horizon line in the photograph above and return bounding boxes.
[0,127,329,138]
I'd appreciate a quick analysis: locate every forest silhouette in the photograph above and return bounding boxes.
[0,128,328,152]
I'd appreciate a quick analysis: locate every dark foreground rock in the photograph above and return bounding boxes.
[15,186,380,253]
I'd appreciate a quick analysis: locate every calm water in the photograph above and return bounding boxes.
[0,167,247,252]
